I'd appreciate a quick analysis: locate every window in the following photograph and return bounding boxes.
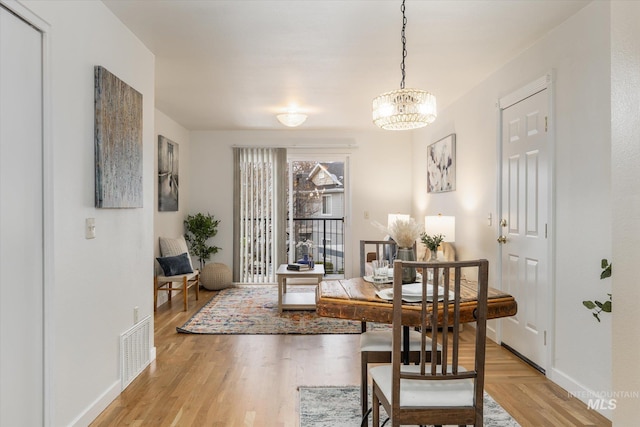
[322,194,332,215]
[286,157,347,275]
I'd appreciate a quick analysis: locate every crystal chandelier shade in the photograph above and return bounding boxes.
[372,88,437,130]
[372,0,437,130]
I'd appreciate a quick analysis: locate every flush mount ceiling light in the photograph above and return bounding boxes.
[372,0,437,130]
[276,112,308,127]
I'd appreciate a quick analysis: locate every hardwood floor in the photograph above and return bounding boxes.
[91,287,611,426]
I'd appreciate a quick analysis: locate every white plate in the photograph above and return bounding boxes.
[375,285,454,302]
[363,275,392,284]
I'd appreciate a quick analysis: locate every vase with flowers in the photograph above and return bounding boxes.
[420,233,445,261]
[387,218,423,283]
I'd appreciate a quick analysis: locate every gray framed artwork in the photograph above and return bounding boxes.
[94,66,143,208]
[158,135,179,211]
[427,133,456,193]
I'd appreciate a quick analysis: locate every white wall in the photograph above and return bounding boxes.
[188,130,413,279]
[611,1,640,423]
[154,109,191,307]
[412,0,613,416]
[20,1,155,425]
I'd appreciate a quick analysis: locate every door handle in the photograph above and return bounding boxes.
[497,236,507,244]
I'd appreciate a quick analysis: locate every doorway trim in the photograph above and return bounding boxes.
[496,71,556,376]
[0,1,54,424]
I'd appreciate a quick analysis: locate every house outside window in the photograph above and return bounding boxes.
[287,160,346,275]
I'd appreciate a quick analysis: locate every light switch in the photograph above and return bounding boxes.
[86,218,96,239]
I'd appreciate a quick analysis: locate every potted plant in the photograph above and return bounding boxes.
[420,233,445,261]
[184,212,220,271]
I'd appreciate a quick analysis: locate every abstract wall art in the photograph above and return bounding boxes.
[158,135,179,212]
[427,133,456,193]
[94,65,143,208]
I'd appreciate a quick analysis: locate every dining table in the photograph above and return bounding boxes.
[315,276,518,327]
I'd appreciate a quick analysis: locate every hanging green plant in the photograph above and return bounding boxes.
[582,259,612,322]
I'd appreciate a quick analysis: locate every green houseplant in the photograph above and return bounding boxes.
[420,233,445,261]
[184,212,220,271]
[582,259,612,322]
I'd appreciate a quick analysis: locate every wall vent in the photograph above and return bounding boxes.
[120,315,151,390]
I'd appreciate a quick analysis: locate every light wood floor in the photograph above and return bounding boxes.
[91,287,611,426]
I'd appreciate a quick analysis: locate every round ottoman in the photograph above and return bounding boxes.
[201,263,232,290]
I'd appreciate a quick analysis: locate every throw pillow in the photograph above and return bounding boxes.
[159,236,194,270]
[156,253,194,277]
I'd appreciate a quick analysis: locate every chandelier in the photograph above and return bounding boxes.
[372,0,437,130]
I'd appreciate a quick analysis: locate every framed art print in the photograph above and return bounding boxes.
[158,135,179,211]
[427,134,456,193]
[94,66,143,208]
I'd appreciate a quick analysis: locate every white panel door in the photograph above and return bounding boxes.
[500,89,549,371]
[0,6,44,425]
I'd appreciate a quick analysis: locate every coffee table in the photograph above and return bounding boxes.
[276,264,325,313]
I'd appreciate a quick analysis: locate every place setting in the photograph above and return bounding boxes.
[363,260,454,302]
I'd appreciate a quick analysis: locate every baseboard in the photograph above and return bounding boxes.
[155,289,183,308]
[69,345,157,426]
[550,367,613,421]
[486,321,498,343]
[69,379,120,427]
[502,343,545,374]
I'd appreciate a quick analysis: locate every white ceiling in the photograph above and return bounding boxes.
[102,0,590,131]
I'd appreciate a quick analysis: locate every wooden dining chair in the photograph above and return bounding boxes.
[359,239,397,277]
[361,328,441,417]
[369,259,489,427]
[358,239,441,416]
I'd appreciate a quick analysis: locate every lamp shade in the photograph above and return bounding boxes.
[372,89,437,130]
[276,112,307,127]
[425,215,455,242]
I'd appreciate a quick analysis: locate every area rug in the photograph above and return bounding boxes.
[299,386,520,427]
[177,285,379,335]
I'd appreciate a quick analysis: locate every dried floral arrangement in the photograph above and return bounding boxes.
[387,218,422,248]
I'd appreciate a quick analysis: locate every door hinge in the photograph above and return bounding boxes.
[544,330,547,346]
[545,223,548,238]
[545,116,548,132]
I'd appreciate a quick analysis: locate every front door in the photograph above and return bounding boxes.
[499,87,550,371]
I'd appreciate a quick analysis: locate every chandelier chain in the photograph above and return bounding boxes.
[400,0,407,90]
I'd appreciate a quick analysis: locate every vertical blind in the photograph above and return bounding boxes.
[233,147,286,283]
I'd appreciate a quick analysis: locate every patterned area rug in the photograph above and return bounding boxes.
[177,285,375,334]
[299,386,520,427]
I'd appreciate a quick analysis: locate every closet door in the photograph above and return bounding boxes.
[0,6,44,425]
